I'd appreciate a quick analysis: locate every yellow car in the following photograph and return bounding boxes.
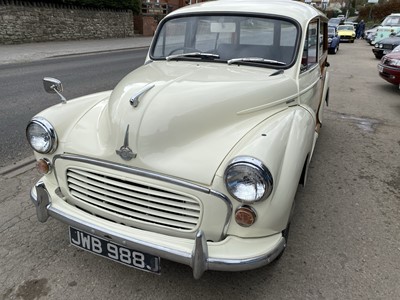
[337,25,356,43]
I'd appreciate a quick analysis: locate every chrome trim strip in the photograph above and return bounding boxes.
[237,95,297,115]
[210,190,232,235]
[54,154,209,193]
[299,77,320,97]
[53,154,233,237]
[378,64,400,72]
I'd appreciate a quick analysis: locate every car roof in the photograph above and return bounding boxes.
[168,0,327,24]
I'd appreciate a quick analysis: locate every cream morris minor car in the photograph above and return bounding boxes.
[27,0,330,279]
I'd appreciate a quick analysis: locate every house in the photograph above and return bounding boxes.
[136,0,208,36]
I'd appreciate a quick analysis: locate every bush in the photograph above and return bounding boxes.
[358,0,400,23]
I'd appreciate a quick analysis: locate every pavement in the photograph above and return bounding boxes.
[0,36,153,65]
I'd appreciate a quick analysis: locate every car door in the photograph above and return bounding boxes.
[299,18,328,131]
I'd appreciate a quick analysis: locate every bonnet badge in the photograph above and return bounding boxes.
[116,125,136,161]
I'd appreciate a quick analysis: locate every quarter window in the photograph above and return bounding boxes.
[301,21,318,72]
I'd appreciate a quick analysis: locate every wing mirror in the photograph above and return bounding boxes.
[43,77,67,104]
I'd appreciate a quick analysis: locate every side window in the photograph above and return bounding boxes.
[319,21,328,58]
[301,21,318,72]
[319,21,324,57]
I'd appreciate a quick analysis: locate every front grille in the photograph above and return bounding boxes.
[383,44,396,50]
[66,168,201,230]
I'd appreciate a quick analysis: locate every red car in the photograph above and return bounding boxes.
[378,45,400,88]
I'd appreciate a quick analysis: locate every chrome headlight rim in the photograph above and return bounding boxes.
[224,156,273,204]
[26,117,58,154]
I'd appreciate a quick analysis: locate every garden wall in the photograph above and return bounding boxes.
[0,0,135,44]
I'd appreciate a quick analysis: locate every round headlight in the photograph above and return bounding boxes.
[26,117,58,154]
[224,157,273,203]
[328,38,332,43]
[379,44,383,49]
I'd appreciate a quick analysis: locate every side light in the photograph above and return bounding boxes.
[235,206,257,227]
[36,158,52,175]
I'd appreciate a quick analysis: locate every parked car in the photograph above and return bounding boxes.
[328,26,340,54]
[365,24,380,45]
[372,13,400,45]
[26,0,330,279]
[378,45,400,88]
[337,24,356,43]
[372,32,400,59]
[329,17,342,28]
[344,21,357,30]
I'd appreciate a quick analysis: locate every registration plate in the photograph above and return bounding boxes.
[69,227,160,274]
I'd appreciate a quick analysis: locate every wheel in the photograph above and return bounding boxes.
[168,47,201,56]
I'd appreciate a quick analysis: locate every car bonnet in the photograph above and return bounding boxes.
[64,61,298,185]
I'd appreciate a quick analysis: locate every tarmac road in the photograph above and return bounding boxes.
[1,39,399,300]
[0,48,148,169]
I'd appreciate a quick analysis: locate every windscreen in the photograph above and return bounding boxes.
[151,15,299,66]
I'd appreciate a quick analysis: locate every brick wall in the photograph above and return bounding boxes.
[134,15,158,36]
[0,1,135,44]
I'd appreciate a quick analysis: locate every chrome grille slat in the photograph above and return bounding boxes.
[68,182,200,222]
[70,190,197,229]
[66,168,201,231]
[67,175,200,215]
[68,169,198,203]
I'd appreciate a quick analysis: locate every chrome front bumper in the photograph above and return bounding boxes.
[30,181,286,279]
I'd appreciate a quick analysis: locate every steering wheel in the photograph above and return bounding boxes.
[168,47,201,56]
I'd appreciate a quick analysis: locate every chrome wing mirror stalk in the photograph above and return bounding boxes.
[43,77,67,104]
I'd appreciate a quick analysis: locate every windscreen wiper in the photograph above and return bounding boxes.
[227,57,286,66]
[166,52,220,61]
